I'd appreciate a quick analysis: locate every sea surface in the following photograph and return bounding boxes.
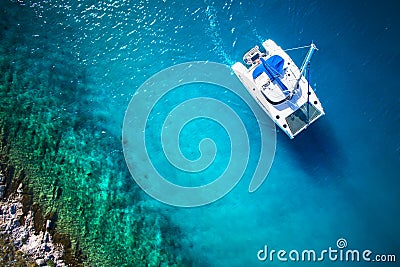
[0,0,399,266]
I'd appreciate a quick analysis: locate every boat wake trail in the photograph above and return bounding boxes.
[204,1,234,65]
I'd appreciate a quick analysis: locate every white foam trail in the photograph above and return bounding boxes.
[204,0,234,65]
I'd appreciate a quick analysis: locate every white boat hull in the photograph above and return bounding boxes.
[232,39,325,139]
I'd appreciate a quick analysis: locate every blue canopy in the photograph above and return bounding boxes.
[252,55,284,80]
[252,55,290,96]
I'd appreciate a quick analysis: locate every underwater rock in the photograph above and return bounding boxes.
[0,171,5,199]
[36,258,46,266]
[17,182,23,193]
[10,203,17,214]
[0,181,66,267]
[0,185,4,199]
[46,219,51,229]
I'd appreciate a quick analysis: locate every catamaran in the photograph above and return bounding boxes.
[232,39,324,139]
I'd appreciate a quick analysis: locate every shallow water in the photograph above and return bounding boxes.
[1,0,399,266]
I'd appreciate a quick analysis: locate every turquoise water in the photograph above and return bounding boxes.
[1,0,399,266]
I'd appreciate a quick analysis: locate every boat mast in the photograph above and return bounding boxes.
[306,62,311,125]
[299,42,318,78]
[298,43,317,125]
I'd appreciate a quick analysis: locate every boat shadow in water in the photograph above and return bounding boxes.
[279,119,347,184]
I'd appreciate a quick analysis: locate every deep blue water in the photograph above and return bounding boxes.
[2,0,399,266]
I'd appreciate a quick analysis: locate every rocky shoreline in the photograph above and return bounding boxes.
[0,170,77,267]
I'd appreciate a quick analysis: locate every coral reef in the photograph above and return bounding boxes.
[0,1,189,266]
